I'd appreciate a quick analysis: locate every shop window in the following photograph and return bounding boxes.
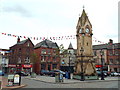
[52,64,57,70]
[41,64,46,70]
[93,51,97,56]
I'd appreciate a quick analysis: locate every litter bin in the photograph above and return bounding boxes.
[55,72,60,82]
[59,73,63,82]
[31,72,36,78]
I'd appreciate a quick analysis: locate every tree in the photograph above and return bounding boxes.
[30,53,39,73]
[59,44,68,57]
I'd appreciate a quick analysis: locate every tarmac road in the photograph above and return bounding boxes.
[19,76,119,88]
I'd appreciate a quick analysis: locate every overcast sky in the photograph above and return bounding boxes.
[0,0,118,49]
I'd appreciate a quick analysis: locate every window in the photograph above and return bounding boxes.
[27,43,30,47]
[18,57,21,63]
[110,59,113,64]
[52,64,57,69]
[25,57,30,63]
[41,49,46,54]
[94,51,97,56]
[87,42,88,46]
[53,50,56,53]
[109,50,113,56]
[41,56,46,61]
[53,56,56,61]
[41,64,46,70]
[48,56,51,61]
[48,49,51,54]
[115,50,118,55]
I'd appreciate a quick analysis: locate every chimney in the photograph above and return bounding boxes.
[108,39,113,45]
[17,37,20,43]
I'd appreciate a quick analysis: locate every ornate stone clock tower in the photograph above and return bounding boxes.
[74,9,97,79]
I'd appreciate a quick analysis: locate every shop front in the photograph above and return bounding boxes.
[22,64,32,74]
[8,64,16,74]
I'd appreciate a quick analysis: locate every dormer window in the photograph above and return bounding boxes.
[79,28,82,33]
[85,28,90,33]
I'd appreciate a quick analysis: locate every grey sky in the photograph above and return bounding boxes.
[0,0,118,49]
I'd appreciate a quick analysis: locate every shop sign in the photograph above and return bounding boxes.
[7,74,14,86]
[14,74,20,84]
[8,74,14,79]
[22,64,32,68]
[8,64,16,67]
[96,65,102,68]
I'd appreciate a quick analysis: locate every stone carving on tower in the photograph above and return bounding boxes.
[74,9,97,78]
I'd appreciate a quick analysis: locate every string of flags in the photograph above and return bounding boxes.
[0,32,106,44]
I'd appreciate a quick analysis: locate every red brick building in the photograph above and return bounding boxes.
[34,39,60,74]
[9,37,34,74]
[93,39,120,72]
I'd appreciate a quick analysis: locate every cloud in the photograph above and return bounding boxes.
[2,4,32,17]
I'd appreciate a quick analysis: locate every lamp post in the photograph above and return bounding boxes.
[68,51,71,79]
[68,51,71,70]
[100,50,104,80]
[80,47,85,81]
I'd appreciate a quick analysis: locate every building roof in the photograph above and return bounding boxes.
[79,9,92,27]
[17,39,28,45]
[93,43,120,50]
[68,42,73,49]
[10,38,34,48]
[34,39,59,49]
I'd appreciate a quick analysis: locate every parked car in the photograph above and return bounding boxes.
[96,70,107,77]
[15,71,28,76]
[110,72,120,76]
[0,70,5,76]
[49,70,65,77]
[40,70,49,75]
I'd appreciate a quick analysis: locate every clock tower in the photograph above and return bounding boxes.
[74,9,96,77]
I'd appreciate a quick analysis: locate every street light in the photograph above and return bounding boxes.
[80,47,85,81]
[100,50,105,80]
[68,51,71,79]
[68,51,71,69]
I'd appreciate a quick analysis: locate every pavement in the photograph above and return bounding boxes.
[25,75,119,84]
[0,76,27,90]
[0,75,119,89]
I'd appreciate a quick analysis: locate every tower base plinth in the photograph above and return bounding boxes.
[73,74,98,80]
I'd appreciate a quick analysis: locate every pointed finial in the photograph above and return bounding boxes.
[83,5,85,9]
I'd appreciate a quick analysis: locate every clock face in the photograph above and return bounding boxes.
[79,28,82,33]
[86,28,90,33]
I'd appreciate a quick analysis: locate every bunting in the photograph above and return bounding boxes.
[0,32,106,44]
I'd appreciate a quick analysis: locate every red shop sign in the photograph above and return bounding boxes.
[96,65,103,68]
[22,65,32,68]
[8,64,16,67]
